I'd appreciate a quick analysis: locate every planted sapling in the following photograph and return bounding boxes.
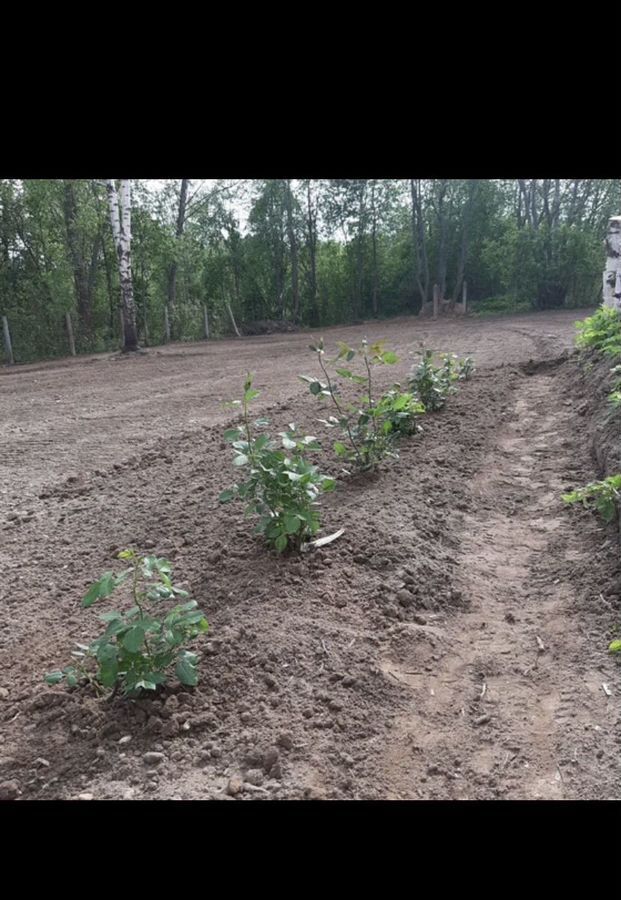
[408,349,474,412]
[301,338,418,472]
[45,550,209,696]
[219,374,336,552]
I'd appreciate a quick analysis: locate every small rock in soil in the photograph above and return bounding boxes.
[0,687,9,699]
[78,793,94,801]
[0,781,20,800]
[244,769,264,786]
[397,589,414,607]
[276,733,294,751]
[119,735,132,745]
[34,758,50,768]
[244,749,264,767]
[474,715,491,726]
[227,775,244,796]
[143,752,166,766]
[304,786,327,800]
[263,748,280,772]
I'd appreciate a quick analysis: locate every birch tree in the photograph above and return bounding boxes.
[105,179,139,351]
[603,215,621,310]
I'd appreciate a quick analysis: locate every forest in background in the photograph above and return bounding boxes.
[1,178,619,363]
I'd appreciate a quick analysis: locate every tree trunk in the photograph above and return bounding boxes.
[435,181,449,301]
[2,315,14,365]
[603,216,621,310]
[451,181,477,307]
[65,312,76,356]
[167,178,189,341]
[101,236,116,343]
[63,180,94,342]
[285,180,300,323]
[306,181,319,324]
[410,180,430,309]
[371,181,379,317]
[105,179,139,352]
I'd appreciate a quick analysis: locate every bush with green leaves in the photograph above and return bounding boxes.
[562,474,621,524]
[45,550,208,696]
[575,307,621,357]
[374,387,426,437]
[407,349,474,412]
[219,374,335,552]
[608,364,621,407]
[300,338,421,472]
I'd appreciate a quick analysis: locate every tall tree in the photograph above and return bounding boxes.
[285,180,300,322]
[167,178,189,340]
[410,179,430,308]
[105,179,139,352]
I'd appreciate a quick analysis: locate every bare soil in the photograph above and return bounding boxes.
[0,309,619,801]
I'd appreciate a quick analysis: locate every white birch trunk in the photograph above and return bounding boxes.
[105,179,139,351]
[603,216,621,311]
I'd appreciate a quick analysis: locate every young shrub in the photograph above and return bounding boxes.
[575,307,621,357]
[300,338,419,472]
[219,374,336,553]
[408,349,475,412]
[373,387,426,437]
[608,365,621,407]
[45,550,208,696]
[562,474,621,524]
[457,356,476,381]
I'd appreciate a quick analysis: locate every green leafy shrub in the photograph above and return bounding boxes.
[301,338,420,472]
[45,550,208,696]
[608,365,621,407]
[575,307,621,357]
[472,296,532,317]
[407,349,474,412]
[374,387,426,437]
[219,374,335,552]
[562,475,621,524]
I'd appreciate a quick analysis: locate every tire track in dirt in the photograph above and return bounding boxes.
[377,364,621,799]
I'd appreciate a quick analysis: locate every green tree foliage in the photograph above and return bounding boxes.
[2,178,619,363]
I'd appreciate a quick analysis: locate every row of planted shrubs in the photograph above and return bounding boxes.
[47,341,474,696]
[220,341,473,551]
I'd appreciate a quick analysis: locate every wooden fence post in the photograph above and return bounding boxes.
[432,284,439,319]
[2,315,14,365]
[226,302,241,338]
[164,306,171,342]
[65,312,76,357]
[203,304,210,340]
[143,308,150,347]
